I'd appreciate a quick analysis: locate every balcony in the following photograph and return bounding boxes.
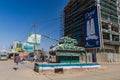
[111,31,119,35]
[103,39,111,43]
[103,39,120,46]
[111,26,119,34]
[102,29,110,33]
[110,41,120,46]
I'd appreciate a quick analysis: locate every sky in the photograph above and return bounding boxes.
[0,0,69,51]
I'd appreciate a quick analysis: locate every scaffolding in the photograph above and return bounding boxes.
[100,0,118,23]
[64,0,120,53]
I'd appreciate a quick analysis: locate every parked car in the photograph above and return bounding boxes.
[0,54,8,60]
[22,56,34,61]
[21,53,35,61]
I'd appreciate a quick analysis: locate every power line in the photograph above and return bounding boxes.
[38,17,61,24]
[14,17,61,46]
[37,17,61,33]
[20,26,33,42]
[41,34,59,42]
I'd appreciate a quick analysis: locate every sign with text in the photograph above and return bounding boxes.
[27,34,41,45]
[84,6,101,48]
[24,46,34,52]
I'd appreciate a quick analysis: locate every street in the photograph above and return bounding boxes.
[0,60,48,80]
[0,60,120,80]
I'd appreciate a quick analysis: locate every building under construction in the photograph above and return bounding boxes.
[64,0,120,53]
[118,0,120,25]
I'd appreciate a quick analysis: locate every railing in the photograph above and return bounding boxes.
[100,0,117,11]
[103,39,120,45]
[102,29,110,33]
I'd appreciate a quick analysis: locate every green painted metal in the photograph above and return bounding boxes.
[49,36,85,63]
[60,56,79,63]
[56,52,85,56]
[50,36,85,52]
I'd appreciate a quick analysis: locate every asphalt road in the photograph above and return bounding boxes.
[0,60,120,80]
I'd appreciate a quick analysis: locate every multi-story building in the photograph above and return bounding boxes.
[118,0,120,24]
[64,0,120,53]
[117,0,120,53]
[12,41,34,52]
[12,41,23,49]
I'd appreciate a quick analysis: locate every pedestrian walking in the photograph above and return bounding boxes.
[13,54,20,70]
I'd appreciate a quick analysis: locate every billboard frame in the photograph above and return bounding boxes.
[84,5,101,49]
[27,33,41,45]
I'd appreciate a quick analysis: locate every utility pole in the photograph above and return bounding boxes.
[33,23,38,55]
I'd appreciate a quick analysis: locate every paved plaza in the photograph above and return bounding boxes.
[0,60,120,80]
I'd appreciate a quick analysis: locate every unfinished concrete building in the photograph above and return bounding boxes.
[64,0,120,53]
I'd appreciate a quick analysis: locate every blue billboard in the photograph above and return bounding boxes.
[24,46,34,52]
[84,6,100,48]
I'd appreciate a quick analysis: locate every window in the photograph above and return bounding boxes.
[103,33,110,40]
